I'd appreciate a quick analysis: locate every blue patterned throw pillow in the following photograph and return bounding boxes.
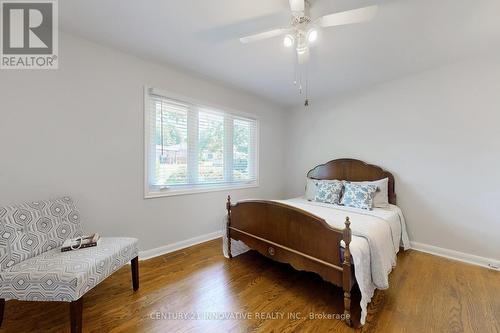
[314,180,343,205]
[341,183,378,210]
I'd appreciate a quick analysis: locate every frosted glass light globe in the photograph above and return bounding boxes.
[307,29,318,43]
[283,35,294,47]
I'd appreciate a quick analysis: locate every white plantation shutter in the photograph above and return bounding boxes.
[197,109,225,183]
[148,95,189,186]
[146,88,258,193]
[233,117,257,182]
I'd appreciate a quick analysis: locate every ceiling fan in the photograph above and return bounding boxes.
[239,0,378,64]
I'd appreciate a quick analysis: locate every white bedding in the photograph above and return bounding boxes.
[222,197,410,325]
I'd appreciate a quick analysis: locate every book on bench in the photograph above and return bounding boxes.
[61,233,100,252]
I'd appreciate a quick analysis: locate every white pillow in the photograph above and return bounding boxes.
[350,178,389,208]
[305,178,318,201]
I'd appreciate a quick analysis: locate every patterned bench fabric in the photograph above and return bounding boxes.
[0,197,84,270]
[0,237,138,301]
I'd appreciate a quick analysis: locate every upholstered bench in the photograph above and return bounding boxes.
[0,197,139,333]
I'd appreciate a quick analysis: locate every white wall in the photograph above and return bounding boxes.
[2,33,498,263]
[0,33,287,252]
[285,56,500,261]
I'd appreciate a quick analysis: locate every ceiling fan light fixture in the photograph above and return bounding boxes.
[307,28,318,43]
[237,1,378,106]
[283,34,295,48]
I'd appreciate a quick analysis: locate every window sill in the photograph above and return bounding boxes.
[144,182,259,199]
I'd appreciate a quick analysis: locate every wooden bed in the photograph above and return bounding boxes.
[225,158,396,327]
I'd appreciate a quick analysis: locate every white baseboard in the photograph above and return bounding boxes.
[138,233,500,271]
[411,241,500,270]
[139,230,222,261]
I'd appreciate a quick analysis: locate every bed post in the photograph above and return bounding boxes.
[343,216,353,327]
[226,195,232,258]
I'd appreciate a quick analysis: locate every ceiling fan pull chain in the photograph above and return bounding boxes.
[305,64,309,106]
[298,62,302,94]
[303,61,309,107]
[293,59,298,86]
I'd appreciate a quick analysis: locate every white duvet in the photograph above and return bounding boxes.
[222,197,410,325]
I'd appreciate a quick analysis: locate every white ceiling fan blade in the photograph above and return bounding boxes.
[239,28,291,44]
[289,0,305,13]
[297,47,310,64]
[318,5,378,28]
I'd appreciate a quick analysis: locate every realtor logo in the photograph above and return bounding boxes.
[1,0,58,69]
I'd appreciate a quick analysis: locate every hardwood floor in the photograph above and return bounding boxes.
[1,239,498,333]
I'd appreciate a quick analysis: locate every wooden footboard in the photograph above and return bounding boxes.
[226,196,354,326]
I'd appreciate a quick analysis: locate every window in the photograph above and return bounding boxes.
[145,87,259,197]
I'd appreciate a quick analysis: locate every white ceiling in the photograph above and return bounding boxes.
[60,0,500,107]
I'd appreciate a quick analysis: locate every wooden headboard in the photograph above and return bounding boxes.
[307,158,396,205]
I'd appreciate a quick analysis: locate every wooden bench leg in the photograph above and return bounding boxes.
[131,256,139,291]
[0,298,5,327]
[70,298,83,333]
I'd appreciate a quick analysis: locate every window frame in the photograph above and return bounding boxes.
[143,86,260,199]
